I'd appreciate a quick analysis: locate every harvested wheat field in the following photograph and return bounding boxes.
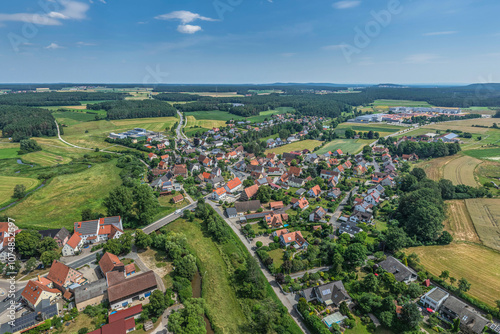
[409,243,500,306]
[443,155,481,187]
[444,200,481,243]
[465,198,500,251]
[415,156,454,180]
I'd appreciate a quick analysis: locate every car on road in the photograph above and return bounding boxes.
[2,296,11,303]
[175,209,182,215]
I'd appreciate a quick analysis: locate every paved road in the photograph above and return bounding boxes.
[330,186,358,226]
[67,252,101,269]
[206,200,310,334]
[142,202,198,234]
[0,279,27,314]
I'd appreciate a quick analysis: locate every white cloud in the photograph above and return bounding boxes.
[177,24,202,34]
[423,31,457,36]
[76,41,96,46]
[45,43,65,50]
[155,11,216,24]
[155,10,216,34]
[405,53,440,64]
[0,1,89,26]
[332,1,361,9]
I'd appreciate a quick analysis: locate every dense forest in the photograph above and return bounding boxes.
[0,92,127,107]
[87,100,176,120]
[0,105,58,141]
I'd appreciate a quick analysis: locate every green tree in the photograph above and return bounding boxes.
[379,311,394,328]
[24,257,37,273]
[402,303,423,329]
[362,273,379,293]
[135,229,152,250]
[331,253,344,275]
[168,298,206,334]
[439,270,450,281]
[133,185,160,226]
[40,250,60,267]
[15,230,41,258]
[39,237,58,254]
[452,318,460,332]
[19,139,42,153]
[345,243,367,267]
[12,184,26,199]
[458,278,471,292]
[175,254,197,280]
[407,282,423,298]
[449,277,456,286]
[383,226,411,251]
[103,186,134,223]
[410,168,427,181]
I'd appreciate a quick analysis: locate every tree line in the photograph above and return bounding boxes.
[0,105,58,141]
[87,100,176,120]
[0,92,126,106]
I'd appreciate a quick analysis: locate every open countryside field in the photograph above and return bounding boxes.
[475,160,500,191]
[409,243,500,306]
[335,122,403,137]
[2,160,122,230]
[0,147,20,159]
[265,140,323,155]
[463,147,500,160]
[317,138,372,155]
[183,110,244,121]
[22,150,73,166]
[246,107,294,123]
[0,175,40,206]
[371,99,433,109]
[182,91,244,97]
[443,200,480,244]
[185,116,227,130]
[165,219,247,333]
[465,198,500,251]
[443,155,481,187]
[59,116,178,149]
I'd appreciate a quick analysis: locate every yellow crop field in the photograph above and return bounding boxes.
[465,198,500,251]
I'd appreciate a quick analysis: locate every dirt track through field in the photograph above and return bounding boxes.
[465,198,500,251]
[444,200,481,243]
[443,155,481,187]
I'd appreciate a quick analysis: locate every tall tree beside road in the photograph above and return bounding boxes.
[15,230,41,258]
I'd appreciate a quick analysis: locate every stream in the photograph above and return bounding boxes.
[191,271,215,334]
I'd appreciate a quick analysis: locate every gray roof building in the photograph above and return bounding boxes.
[74,279,108,306]
[378,256,417,283]
[235,200,261,213]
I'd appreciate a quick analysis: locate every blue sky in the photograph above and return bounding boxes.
[0,0,499,84]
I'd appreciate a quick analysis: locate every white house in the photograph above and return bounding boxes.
[73,216,123,244]
[62,234,83,257]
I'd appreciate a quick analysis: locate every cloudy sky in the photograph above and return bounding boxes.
[1,0,499,84]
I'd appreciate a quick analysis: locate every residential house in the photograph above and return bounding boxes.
[62,234,83,257]
[172,194,184,204]
[332,149,344,156]
[73,216,123,244]
[288,166,302,177]
[381,175,395,187]
[301,281,351,307]
[377,256,418,283]
[46,260,84,293]
[327,188,342,199]
[265,213,288,229]
[21,280,61,310]
[420,287,449,312]
[212,187,227,201]
[108,271,158,310]
[292,197,309,210]
[354,201,373,213]
[350,210,373,224]
[279,231,308,249]
[39,228,70,248]
[288,177,305,188]
[440,296,489,334]
[240,185,259,201]
[269,201,284,210]
[100,252,125,275]
[226,207,237,218]
[172,164,188,177]
[338,222,363,237]
[225,177,242,193]
[320,170,336,180]
[308,185,322,198]
[402,153,419,161]
[309,207,327,222]
[235,200,261,213]
[147,153,157,161]
[75,279,108,311]
[353,165,368,176]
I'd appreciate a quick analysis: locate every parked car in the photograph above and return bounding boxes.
[2,296,11,303]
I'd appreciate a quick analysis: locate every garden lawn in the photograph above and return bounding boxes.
[268,248,285,268]
[2,160,122,230]
[317,139,372,155]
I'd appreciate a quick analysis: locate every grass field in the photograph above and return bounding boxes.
[442,155,481,187]
[344,316,393,334]
[409,243,500,306]
[335,122,403,137]
[183,110,245,121]
[0,147,20,159]
[316,139,372,155]
[60,117,178,149]
[22,150,73,166]
[265,140,323,155]
[164,218,247,333]
[0,175,40,206]
[182,91,244,97]
[2,160,122,230]
[465,198,500,251]
[463,147,500,160]
[371,99,433,108]
[475,160,500,191]
[185,116,228,130]
[246,107,294,123]
[443,200,481,244]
